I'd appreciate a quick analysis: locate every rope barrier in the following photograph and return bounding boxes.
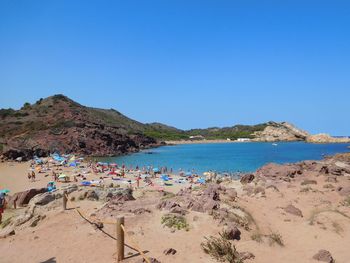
[121,224,151,263]
[64,193,151,262]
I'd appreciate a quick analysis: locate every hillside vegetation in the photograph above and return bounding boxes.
[0,94,311,160]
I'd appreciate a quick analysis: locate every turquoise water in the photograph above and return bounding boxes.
[100,142,350,174]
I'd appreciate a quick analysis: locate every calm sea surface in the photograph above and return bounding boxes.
[100,142,350,174]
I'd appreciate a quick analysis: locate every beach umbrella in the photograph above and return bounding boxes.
[185,172,192,177]
[197,178,206,184]
[0,189,10,194]
[161,175,169,181]
[153,168,159,173]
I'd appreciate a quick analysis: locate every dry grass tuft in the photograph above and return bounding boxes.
[0,217,13,229]
[332,221,343,235]
[201,234,243,263]
[268,232,284,247]
[309,208,350,225]
[250,232,263,243]
[341,196,350,207]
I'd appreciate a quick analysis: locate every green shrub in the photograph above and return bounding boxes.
[161,214,189,231]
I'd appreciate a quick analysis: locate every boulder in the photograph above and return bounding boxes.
[256,163,302,180]
[110,188,135,202]
[225,188,238,201]
[30,215,46,227]
[329,167,343,176]
[325,176,337,183]
[131,208,151,215]
[86,190,99,201]
[202,199,220,212]
[60,184,78,194]
[136,258,161,263]
[320,166,329,174]
[163,248,177,255]
[240,174,255,184]
[190,201,205,213]
[301,179,317,185]
[203,184,223,201]
[157,200,180,210]
[8,188,47,207]
[283,204,303,217]
[313,250,335,263]
[32,192,55,206]
[0,227,15,239]
[239,252,255,261]
[337,186,350,196]
[170,206,188,216]
[223,225,241,240]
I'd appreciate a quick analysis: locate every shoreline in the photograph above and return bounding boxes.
[165,139,249,145]
[164,139,350,145]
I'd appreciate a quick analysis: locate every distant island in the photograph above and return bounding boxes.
[0,94,349,160]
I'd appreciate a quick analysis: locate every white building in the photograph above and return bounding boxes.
[236,138,251,142]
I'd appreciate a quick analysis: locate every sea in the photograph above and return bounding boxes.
[99,142,350,174]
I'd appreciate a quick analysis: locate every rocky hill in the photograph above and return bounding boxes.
[0,95,347,160]
[252,121,310,142]
[0,95,158,160]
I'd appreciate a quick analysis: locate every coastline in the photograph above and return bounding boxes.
[165,139,245,145]
[165,139,350,145]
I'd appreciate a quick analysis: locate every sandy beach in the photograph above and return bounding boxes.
[0,153,349,263]
[165,140,241,145]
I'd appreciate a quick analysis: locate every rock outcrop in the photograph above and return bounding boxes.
[306,133,350,143]
[313,250,335,263]
[252,122,309,142]
[8,188,48,207]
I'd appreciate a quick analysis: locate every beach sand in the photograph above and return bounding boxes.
[0,159,350,263]
[165,139,240,145]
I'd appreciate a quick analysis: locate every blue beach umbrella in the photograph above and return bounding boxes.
[161,174,169,181]
[197,178,206,184]
[185,172,192,177]
[153,168,160,173]
[0,189,10,194]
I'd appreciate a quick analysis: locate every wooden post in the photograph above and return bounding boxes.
[116,216,125,262]
[63,190,67,210]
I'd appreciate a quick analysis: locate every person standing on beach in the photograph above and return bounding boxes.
[136,174,141,188]
[0,193,7,224]
[31,171,36,182]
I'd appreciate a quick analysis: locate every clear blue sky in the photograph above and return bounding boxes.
[0,1,349,135]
